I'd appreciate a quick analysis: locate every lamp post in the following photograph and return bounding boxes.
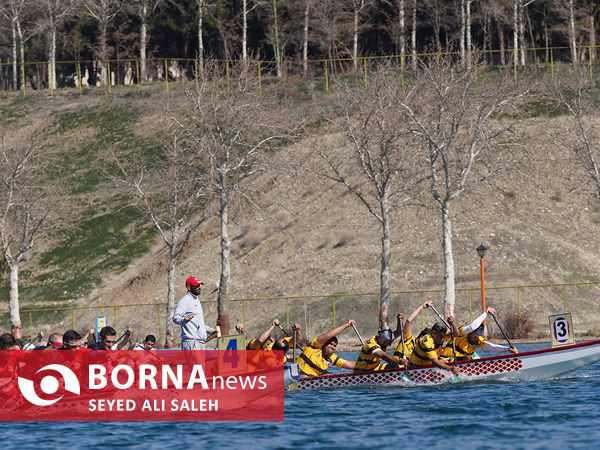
[476,244,488,337]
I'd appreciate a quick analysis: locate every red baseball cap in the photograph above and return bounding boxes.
[186,276,204,287]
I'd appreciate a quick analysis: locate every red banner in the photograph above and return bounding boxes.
[0,350,284,421]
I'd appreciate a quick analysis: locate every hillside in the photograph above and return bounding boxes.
[1,82,599,347]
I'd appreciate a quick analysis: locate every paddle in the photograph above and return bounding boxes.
[398,319,411,382]
[429,304,461,382]
[135,343,163,361]
[489,312,515,350]
[292,328,297,362]
[351,322,365,346]
[275,323,303,351]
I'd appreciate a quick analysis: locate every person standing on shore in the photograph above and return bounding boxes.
[172,276,215,350]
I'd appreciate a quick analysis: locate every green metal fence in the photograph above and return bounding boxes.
[0,45,599,98]
[2,281,599,345]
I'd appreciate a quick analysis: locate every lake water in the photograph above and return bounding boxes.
[2,343,600,449]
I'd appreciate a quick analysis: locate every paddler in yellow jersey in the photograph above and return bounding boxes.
[440,307,518,361]
[409,321,460,375]
[392,301,434,361]
[296,320,357,378]
[354,327,407,371]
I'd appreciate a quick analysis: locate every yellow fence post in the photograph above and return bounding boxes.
[164,59,169,92]
[77,62,82,95]
[258,61,262,96]
[332,296,336,328]
[401,54,405,89]
[29,311,33,340]
[516,287,521,316]
[107,61,112,95]
[468,289,472,322]
[589,46,593,80]
[242,300,246,331]
[377,292,381,316]
[195,59,199,93]
[363,58,367,88]
[420,291,425,330]
[49,62,53,97]
[156,304,161,345]
[136,60,141,94]
[286,298,290,330]
[226,60,230,91]
[113,306,117,330]
[324,60,329,93]
[72,309,76,329]
[563,285,568,313]
[513,49,518,84]
[550,47,554,79]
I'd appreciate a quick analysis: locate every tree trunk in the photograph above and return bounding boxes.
[140,19,147,81]
[11,21,17,90]
[411,0,417,70]
[518,0,526,66]
[568,0,577,67]
[100,23,108,86]
[164,244,177,348]
[591,15,596,63]
[49,22,57,90]
[272,0,281,77]
[9,263,21,339]
[459,0,465,63]
[379,203,391,328]
[353,10,359,73]
[441,201,455,318]
[513,1,518,68]
[198,0,204,74]
[17,20,24,90]
[398,0,405,57]
[466,0,472,69]
[242,0,248,62]
[217,178,231,335]
[303,2,309,76]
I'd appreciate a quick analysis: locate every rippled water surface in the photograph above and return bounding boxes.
[3,343,600,449]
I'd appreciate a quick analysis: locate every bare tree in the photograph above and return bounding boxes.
[349,0,374,73]
[42,0,75,90]
[553,74,600,201]
[127,0,165,82]
[176,64,289,335]
[319,64,425,327]
[110,122,210,347]
[0,127,60,338]
[399,55,531,317]
[82,0,124,86]
[0,0,25,90]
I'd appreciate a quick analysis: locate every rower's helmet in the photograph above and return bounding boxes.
[474,323,485,337]
[377,327,394,345]
[431,322,448,335]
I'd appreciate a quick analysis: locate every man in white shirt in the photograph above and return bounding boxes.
[172,276,215,350]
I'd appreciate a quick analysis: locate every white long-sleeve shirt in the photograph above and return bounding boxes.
[460,312,511,352]
[172,291,215,342]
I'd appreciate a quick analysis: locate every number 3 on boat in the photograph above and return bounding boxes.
[549,313,575,347]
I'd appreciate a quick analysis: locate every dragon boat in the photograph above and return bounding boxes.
[285,338,600,390]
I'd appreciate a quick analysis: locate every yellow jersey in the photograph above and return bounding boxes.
[440,327,486,360]
[355,336,387,372]
[296,338,347,376]
[409,334,443,366]
[393,333,415,359]
[246,338,262,350]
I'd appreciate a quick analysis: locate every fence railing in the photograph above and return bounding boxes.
[0,45,599,97]
[2,281,599,345]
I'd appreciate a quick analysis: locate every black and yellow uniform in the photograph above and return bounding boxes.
[440,327,486,360]
[409,334,443,366]
[393,333,416,359]
[296,338,347,376]
[354,336,387,372]
[266,336,292,350]
[246,338,262,350]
